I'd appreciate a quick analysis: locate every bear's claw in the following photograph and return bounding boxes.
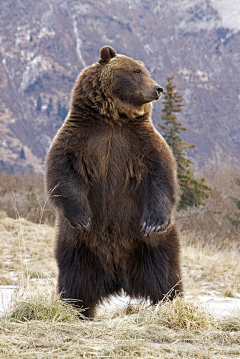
[141,218,170,235]
[77,219,91,231]
[141,222,147,231]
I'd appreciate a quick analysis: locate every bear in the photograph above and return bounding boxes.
[45,46,183,318]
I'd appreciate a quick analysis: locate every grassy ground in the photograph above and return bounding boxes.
[0,212,56,286]
[1,297,240,359]
[0,164,240,358]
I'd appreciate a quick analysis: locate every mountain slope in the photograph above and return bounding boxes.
[0,0,239,173]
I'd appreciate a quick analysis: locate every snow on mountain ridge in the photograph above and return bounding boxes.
[211,0,240,31]
[172,0,240,32]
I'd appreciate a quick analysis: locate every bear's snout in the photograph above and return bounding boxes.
[154,86,164,98]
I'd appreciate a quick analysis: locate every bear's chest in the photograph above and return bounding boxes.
[85,134,128,176]
[83,132,145,186]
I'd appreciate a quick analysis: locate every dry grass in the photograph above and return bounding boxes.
[0,172,55,224]
[180,227,240,297]
[0,289,239,358]
[0,211,57,286]
[7,284,82,323]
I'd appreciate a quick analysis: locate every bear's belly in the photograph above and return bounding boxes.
[89,174,142,230]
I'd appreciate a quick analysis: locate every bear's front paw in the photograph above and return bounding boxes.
[140,213,171,235]
[74,217,92,231]
[63,208,92,231]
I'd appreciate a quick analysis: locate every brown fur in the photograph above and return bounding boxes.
[45,46,183,318]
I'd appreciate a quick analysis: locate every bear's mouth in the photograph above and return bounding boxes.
[139,90,161,103]
[152,92,162,101]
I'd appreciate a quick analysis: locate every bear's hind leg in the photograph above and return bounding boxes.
[56,239,120,318]
[57,271,97,318]
[122,226,183,303]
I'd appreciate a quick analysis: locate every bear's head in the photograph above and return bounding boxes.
[72,46,163,120]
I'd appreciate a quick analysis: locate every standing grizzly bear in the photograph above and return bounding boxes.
[45,46,183,318]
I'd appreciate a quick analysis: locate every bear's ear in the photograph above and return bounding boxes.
[99,46,116,64]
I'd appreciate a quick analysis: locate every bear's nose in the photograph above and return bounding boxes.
[155,86,164,96]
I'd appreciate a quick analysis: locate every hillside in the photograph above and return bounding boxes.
[0,0,240,173]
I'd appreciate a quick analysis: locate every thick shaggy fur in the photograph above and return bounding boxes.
[45,46,183,318]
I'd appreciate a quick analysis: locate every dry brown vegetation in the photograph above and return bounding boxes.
[0,286,240,358]
[0,162,240,358]
[0,172,55,224]
[0,212,56,286]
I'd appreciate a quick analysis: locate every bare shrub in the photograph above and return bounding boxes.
[177,161,240,247]
[0,173,55,224]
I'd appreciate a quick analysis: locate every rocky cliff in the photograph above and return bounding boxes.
[0,0,239,173]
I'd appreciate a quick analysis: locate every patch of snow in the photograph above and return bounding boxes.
[123,0,142,7]
[20,50,35,63]
[72,16,86,68]
[144,44,154,55]
[195,70,208,82]
[176,0,240,32]
[98,294,149,314]
[99,293,240,318]
[38,27,55,39]
[15,26,32,45]
[0,286,16,315]
[179,68,209,83]
[210,0,240,31]
[20,55,52,92]
[197,294,240,318]
[101,34,114,44]
[71,3,92,15]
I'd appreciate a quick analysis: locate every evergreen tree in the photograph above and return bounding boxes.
[36,95,42,111]
[20,147,26,160]
[46,98,53,116]
[159,76,210,210]
[57,101,68,121]
[226,179,240,227]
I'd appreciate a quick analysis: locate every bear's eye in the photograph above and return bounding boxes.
[134,69,142,75]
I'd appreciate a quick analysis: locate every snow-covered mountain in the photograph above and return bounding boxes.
[0,0,239,173]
